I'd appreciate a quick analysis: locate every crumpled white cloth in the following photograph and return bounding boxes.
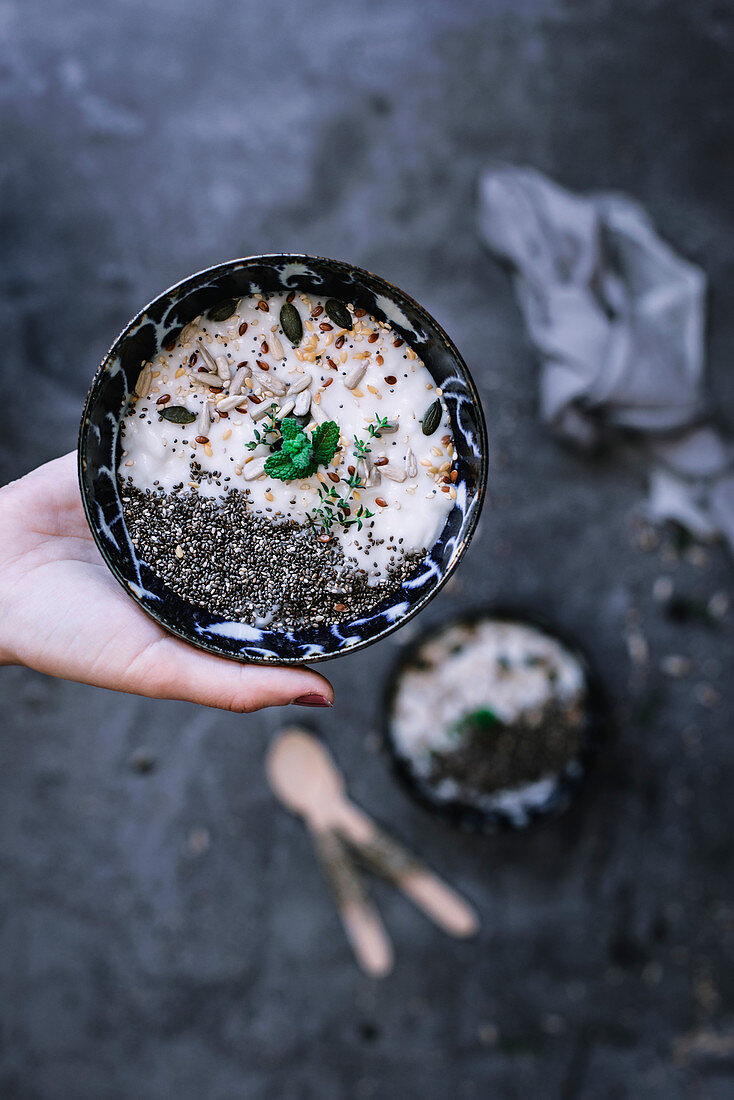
[478,165,734,549]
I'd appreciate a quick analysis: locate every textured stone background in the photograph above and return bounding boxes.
[2,1,734,1097]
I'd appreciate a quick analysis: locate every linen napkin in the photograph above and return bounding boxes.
[478,165,734,550]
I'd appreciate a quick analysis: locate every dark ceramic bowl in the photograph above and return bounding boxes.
[382,608,609,833]
[78,255,488,664]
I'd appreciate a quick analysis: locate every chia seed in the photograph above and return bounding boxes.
[121,482,424,631]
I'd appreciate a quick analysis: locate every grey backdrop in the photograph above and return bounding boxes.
[2,1,734,1098]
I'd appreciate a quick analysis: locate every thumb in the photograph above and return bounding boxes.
[123,637,334,712]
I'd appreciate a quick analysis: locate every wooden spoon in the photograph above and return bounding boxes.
[266,727,479,968]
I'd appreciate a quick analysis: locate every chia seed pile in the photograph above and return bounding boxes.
[121,483,424,630]
[428,699,585,795]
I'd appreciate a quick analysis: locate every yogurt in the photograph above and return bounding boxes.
[119,291,455,581]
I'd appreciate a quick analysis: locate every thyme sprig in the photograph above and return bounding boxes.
[309,416,388,534]
[245,404,280,450]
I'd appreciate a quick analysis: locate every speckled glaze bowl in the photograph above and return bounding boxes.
[382,608,608,832]
[78,255,488,664]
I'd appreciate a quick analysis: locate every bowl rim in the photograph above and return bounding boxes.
[78,253,489,664]
[380,604,612,832]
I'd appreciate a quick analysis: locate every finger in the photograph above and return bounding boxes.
[121,636,334,712]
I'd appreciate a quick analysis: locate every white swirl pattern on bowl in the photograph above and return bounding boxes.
[78,255,487,664]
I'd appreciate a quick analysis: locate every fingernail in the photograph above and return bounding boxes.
[293,693,332,708]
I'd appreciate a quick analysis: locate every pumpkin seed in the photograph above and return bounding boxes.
[421,398,442,436]
[324,298,353,330]
[280,302,303,346]
[159,405,196,425]
[207,299,238,322]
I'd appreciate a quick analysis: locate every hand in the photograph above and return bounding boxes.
[0,453,334,711]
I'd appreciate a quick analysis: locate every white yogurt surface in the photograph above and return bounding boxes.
[118,291,455,579]
[391,619,586,776]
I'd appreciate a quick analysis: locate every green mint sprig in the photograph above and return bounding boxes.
[263,418,340,481]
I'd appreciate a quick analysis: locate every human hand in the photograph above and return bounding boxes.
[0,453,334,711]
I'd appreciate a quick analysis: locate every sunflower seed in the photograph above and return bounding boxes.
[358,456,381,487]
[276,398,296,420]
[405,448,417,478]
[253,368,286,395]
[243,457,267,480]
[280,302,303,346]
[287,373,312,395]
[269,333,285,359]
[159,405,196,425]
[380,418,399,434]
[216,392,249,413]
[309,402,328,424]
[197,342,219,373]
[197,401,211,437]
[180,320,200,343]
[251,401,277,421]
[134,363,153,398]
[422,398,442,436]
[194,371,225,387]
[215,355,231,383]
[344,363,368,390]
[325,299,353,330]
[230,364,251,395]
[380,463,406,483]
[207,298,238,322]
[293,389,311,417]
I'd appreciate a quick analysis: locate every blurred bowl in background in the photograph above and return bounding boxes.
[382,608,609,832]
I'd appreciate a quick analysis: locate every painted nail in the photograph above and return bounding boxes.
[293,693,332,708]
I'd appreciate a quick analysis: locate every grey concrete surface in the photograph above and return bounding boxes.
[2,1,734,1097]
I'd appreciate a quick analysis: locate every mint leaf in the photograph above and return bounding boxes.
[264,450,300,480]
[280,417,301,442]
[263,418,339,483]
[265,423,314,481]
[311,421,340,467]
